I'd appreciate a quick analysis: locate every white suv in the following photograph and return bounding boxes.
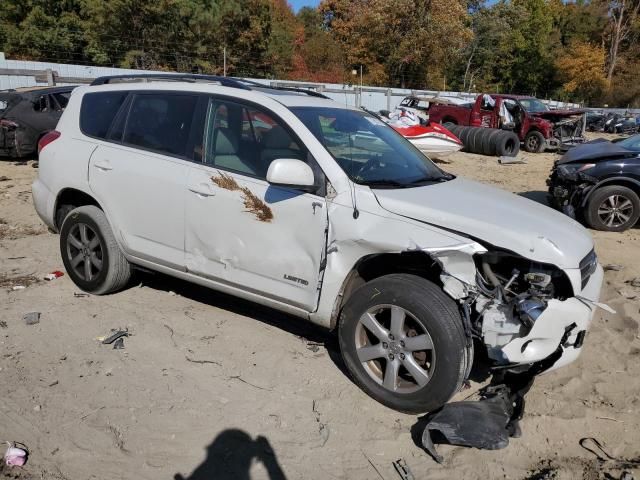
[33,75,603,413]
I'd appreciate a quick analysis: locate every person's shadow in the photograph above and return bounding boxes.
[174,429,287,480]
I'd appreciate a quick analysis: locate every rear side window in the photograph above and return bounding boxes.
[80,91,129,139]
[123,93,198,157]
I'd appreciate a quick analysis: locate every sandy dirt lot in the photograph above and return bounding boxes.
[1,141,639,479]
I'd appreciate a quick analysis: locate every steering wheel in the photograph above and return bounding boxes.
[356,157,381,179]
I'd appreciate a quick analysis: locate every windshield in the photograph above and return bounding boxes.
[518,98,549,113]
[290,107,448,187]
[618,134,640,151]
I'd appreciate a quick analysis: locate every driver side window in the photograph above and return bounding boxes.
[202,99,306,179]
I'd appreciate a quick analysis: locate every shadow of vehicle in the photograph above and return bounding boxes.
[136,270,350,379]
[174,429,287,480]
[518,191,550,206]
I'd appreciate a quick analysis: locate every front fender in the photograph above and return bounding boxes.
[579,176,640,207]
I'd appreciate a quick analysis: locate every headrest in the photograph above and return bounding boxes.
[263,125,293,149]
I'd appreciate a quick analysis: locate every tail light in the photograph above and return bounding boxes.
[38,130,61,154]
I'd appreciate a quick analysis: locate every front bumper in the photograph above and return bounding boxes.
[499,263,604,371]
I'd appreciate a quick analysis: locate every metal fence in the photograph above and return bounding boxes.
[0,52,611,114]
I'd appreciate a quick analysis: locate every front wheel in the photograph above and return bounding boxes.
[523,131,545,153]
[585,185,640,232]
[338,274,467,413]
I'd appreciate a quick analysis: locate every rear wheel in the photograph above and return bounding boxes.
[585,185,640,232]
[60,206,131,294]
[338,274,467,413]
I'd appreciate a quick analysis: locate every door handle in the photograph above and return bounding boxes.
[93,160,113,171]
[188,183,216,197]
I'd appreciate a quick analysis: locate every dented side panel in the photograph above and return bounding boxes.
[185,166,328,311]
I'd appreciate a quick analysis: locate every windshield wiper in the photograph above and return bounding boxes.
[408,173,454,184]
[360,179,413,188]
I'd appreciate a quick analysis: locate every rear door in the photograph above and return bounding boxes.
[184,96,328,311]
[86,91,200,269]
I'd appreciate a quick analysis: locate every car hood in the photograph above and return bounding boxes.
[373,177,593,269]
[557,139,637,164]
[532,109,585,119]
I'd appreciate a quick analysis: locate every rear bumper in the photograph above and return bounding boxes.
[0,125,37,158]
[499,263,603,371]
[32,178,56,231]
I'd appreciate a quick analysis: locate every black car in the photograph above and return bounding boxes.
[0,86,76,158]
[548,134,640,232]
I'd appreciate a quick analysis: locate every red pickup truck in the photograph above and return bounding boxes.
[428,94,586,153]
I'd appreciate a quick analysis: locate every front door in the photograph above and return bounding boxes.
[184,97,327,311]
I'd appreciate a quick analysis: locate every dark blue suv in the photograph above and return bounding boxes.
[548,135,640,232]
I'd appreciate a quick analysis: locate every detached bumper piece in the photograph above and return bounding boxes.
[419,345,564,463]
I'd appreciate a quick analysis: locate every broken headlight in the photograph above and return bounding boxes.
[557,163,595,176]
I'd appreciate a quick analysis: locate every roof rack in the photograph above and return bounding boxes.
[90,74,252,89]
[89,74,331,98]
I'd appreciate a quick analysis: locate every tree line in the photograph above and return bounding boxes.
[1,0,638,107]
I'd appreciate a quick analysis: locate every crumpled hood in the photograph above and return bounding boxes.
[557,139,637,164]
[532,109,585,119]
[373,177,593,269]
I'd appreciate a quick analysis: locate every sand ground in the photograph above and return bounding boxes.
[1,137,639,479]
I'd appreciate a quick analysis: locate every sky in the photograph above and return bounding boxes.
[288,0,320,12]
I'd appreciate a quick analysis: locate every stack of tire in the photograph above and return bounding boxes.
[444,123,520,157]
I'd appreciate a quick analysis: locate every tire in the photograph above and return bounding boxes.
[481,129,501,156]
[59,205,132,294]
[55,204,75,231]
[338,274,467,413]
[584,185,640,232]
[458,127,473,150]
[496,131,520,157]
[468,127,485,154]
[523,130,545,153]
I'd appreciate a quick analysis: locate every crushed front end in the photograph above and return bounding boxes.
[546,161,598,219]
[471,248,602,370]
[428,241,603,373]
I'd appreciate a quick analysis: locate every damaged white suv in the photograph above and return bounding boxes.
[33,75,603,413]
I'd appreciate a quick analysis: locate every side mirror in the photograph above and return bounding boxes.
[266,158,315,190]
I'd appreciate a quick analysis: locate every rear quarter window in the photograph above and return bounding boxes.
[80,91,129,139]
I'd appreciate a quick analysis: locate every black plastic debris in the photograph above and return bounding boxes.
[419,346,564,463]
[112,337,125,349]
[101,330,129,345]
[23,312,41,325]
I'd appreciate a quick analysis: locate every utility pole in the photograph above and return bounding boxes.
[360,64,363,108]
[223,47,227,77]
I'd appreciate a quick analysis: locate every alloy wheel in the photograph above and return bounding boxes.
[597,194,634,228]
[66,223,104,281]
[354,304,435,394]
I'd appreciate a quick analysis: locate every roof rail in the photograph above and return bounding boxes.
[90,74,252,90]
[266,86,330,99]
[89,74,331,98]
